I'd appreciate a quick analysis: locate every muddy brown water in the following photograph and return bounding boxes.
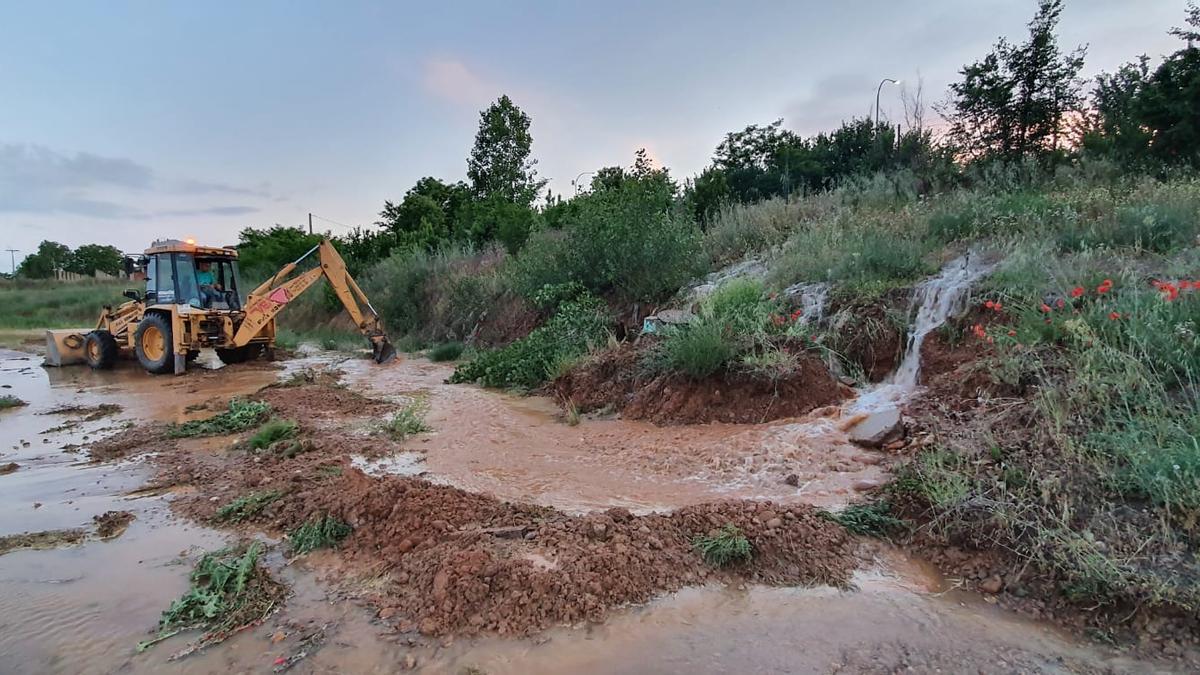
[0,348,1174,673]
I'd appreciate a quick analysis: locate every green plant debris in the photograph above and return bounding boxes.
[692,524,753,567]
[137,542,285,654]
[0,394,28,409]
[213,490,282,524]
[289,515,352,555]
[824,501,905,537]
[248,419,298,451]
[168,399,271,438]
[382,401,431,440]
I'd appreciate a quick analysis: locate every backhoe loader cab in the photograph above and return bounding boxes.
[50,237,396,375]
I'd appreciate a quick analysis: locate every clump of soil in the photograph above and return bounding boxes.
[0,529,87,556]
[0,462,17,475]
[88,423,172,461]
[93,510,135,539]
[823,290,910,382]
[555,342,851,425]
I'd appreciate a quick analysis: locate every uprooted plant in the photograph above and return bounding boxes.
[136,541,285,655]
[213,490,283,524]
[693,524,753,567]
[289,514,352,555]
[168,399,271,438]
[247,419,298,451]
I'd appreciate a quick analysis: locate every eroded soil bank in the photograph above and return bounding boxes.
[0,347,1192,673]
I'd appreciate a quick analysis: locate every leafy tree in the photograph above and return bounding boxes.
[1139,4,1200,165]
[466,95,547,206]
[457,196,536,254]
[1082,3,1200,168]
[235,226,324,279]
[17,240,72,278]
[67,244,123,276]
[942,0,1086,162]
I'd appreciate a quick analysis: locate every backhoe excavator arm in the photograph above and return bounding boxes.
[232,240,397,363]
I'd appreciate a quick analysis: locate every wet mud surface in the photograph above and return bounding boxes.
[0,347,1190,673]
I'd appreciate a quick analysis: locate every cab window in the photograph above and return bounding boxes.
[155,255,176,303]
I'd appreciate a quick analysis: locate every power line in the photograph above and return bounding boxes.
[308,213,363,233]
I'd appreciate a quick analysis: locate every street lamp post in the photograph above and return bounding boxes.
[570,171,594,195]
[875,78,899,131]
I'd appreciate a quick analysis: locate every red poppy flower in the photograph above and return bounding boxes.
[1108,312,1121,320]
[984,300,995,310]
[1097,279,1112,294]
[1070,286,1085,298]
[1056,299,1066,309]
[1040,303,1052,313]
[993,301,1003,311]
[1007,330,1016,337]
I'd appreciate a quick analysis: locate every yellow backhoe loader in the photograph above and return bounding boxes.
[45,238,396,374]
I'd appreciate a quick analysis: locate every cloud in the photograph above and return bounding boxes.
[175,178,273,199]
[154,205,260,217]
[421,58,496,107]
[0,142,273,219]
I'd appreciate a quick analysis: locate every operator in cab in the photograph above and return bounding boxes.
[196,261,223,308]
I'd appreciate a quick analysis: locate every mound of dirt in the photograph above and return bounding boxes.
[95,376,857,639]
[87,423,173,461]
[554,343,852,425]
[275,470,854,636]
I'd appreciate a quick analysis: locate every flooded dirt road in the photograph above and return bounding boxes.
[339,358,888,514]
[0,348,1181,673]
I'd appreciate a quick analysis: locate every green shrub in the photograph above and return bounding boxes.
[926,208,975,243]
[427,341,465,362]
[509,184,705,302]
[248,419,298,450]
[383,402,431,439]
[653,319,738,379]
[450,294,608,389]
[693,524,752,567]
[168,399,271,438]
[825,501,905,537]
[289,515,352,554]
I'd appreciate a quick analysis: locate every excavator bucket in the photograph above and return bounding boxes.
[372,337,397,364]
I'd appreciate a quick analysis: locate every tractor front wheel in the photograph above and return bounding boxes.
[134,313,174,375]
[84,330,119,370]
[215,344,263,366]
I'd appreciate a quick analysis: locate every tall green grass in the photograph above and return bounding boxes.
[0,280,127,329]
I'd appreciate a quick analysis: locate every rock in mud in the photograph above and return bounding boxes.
[846,406,903,448]
[0,462,18,475]
[979,575,1004,594]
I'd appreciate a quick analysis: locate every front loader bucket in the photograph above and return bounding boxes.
[372,337,398,364]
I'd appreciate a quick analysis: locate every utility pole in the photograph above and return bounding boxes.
[4,249,17,277]
[308,213,313,235]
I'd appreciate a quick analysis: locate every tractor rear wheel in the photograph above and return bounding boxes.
[84,330,119,370]
[216,344,263,366]
[134,313,174,375]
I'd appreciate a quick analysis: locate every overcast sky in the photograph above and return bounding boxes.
[0,0,1188,268]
